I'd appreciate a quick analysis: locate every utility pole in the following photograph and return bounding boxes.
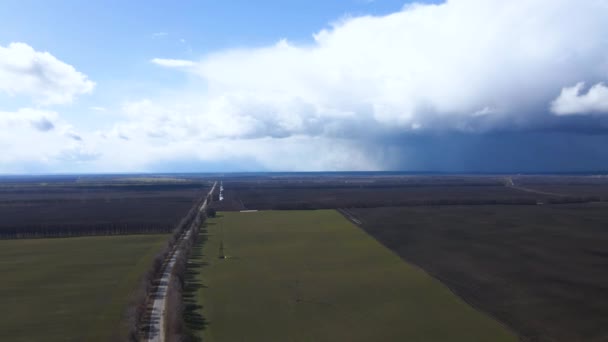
[218,220,226,259]
[219,240,226,259]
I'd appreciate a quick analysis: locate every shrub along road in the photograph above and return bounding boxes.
[145,182,216,342]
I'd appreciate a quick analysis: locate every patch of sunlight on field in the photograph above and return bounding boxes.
[186,210,516,342]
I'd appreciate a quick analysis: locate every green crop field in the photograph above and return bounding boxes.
[0,234,168,342]
[185,210,516,342]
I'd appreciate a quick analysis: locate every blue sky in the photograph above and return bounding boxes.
[1,0,608,173]
[0,0,416,80]
[0,0,423,127]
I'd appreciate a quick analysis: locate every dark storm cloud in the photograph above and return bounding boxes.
[66,132,82,141]
[382,132,608,172]
[30,117,55,132]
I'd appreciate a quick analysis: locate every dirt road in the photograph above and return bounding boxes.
[505,177,566,198]
[145,182,216,342]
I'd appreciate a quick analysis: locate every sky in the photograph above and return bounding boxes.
[1,0,608,173]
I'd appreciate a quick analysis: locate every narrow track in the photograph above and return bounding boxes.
[505,177,566,197]
[145,182,217,342]
[338,208,363,225]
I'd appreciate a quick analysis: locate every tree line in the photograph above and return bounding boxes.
[120,190,212,341]
[0,223,175,239]
[165,223,201,341]
[265,196,604,210]
[0,187,213,240]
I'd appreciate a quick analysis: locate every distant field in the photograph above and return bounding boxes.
[186,210,515,342]
[214,178,542,211]
[351,204,608,341]
[210,175,608,211]
[0,234,168,342]
[0,180,209,237]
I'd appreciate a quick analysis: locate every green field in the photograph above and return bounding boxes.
[0,234,168,342]
[186,210,516,341]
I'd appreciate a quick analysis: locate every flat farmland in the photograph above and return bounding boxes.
[185,210,515,342]
[0,180,210,237]
[513,176,608,199]
[350,204,608,342]
[214,181,542,211]
[212,175,608,212]
[0,234,168,342]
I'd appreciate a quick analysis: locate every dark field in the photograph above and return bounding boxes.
[513,175,608,199]
[349,204,608,342]
[212,174,608,211]
[0,177,212,238]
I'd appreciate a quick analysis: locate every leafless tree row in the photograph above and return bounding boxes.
[120,189,210,341]
[124,244,171,341]
[165,277,186,342]
[166,226,200,342]
[0,185,214,240]
[0,223,175,239]
[267,196,603,210]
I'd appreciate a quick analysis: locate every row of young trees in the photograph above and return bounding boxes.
[1,185,215,240]
[0,223,175,239]
[267,196,604,210]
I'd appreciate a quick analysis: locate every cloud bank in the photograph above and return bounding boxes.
[0,42,95,105]
[4,0,608,172]
[128,0,608,171]
[148,0,608,139]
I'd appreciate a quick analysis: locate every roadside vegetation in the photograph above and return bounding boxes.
[185,210,515,342]
[133,187,211,341]
[165,225,201,341]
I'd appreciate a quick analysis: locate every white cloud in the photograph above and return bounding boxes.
[0,42,95,105]
[89,133,380,172]
[0,108,93,172]
[551,82,608,115]
[148,0,608,140]
[151,58,196,68]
